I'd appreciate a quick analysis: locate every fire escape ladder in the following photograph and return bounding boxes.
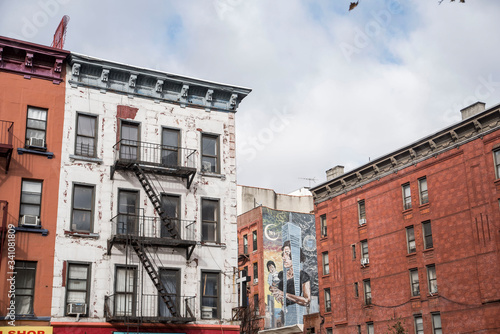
[132,164,180,239]
[130,239,179,318]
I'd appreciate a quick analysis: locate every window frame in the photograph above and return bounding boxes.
[65,262,91,316]
[19,179,43,225]
[201,270,220,319]
[75,112,97,157]
[402,183,412,210]
[358,200,366,221]
[414,314,424,334]
[252,230,258,251]
[243,234,248,254]
[71,183,95,233]
[409,268,420,297]
[201,133,220,173]
[161,127,181,167]
[432,312,442,334]
[320,214,327,237]
[253,262,258,282]
[117,189,139,236]
[160,193,181,238]
[201,198,220,242]
[322,251,330,275]
[25,106,48,149]
[352,244,356,259]
[363,279,371,305]
[494,149,500,179]
[119,120,140,161]
[366,322,374,334]
[422,221,433,249]
[324,288,331,312]
[114,265,137,317]
[354,282,359,298]
[14,261,37,315]
[361,240,369,261]
[406,225,416,254]
[253,294,259,315]
[427,264,438,294]
[418,177,429,205]
[158,267,180,317]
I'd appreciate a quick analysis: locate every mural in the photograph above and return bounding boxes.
[262,207,319,329]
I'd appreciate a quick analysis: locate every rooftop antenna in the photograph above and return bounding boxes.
[298,177,317,187]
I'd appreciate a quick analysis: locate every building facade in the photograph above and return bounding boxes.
[0,36,69,326]
[237,186,317,332]
[310,102,500,333]
[47,53,250,334]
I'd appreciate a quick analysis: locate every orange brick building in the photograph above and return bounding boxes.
[310,102,500,334]
[0,36,69,325]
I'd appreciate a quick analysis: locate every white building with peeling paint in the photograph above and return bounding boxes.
[50,53,251,334]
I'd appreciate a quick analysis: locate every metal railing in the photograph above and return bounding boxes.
[105,294,195,321]
[110,213,197,242]
[0,121,13,147]
[113,139,197,169]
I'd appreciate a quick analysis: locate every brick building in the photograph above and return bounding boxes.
[0,36,69,326]
[310,102,500,333]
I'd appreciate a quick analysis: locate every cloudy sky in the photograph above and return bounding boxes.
[1,0,499,194]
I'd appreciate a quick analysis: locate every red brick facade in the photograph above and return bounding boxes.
[312,105,500,333]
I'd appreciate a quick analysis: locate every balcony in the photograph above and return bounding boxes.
[108,213,197,255]
[0,121,13,173]
[104,293,195,323]
[111,140,197,188]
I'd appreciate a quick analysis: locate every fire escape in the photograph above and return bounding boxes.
[105,139,197,323]
[0,121,13,265]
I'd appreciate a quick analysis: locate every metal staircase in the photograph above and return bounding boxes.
[130,238,178,318]
[132,164,179,238]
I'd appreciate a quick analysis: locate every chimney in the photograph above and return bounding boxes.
[326,165,344,181]
[460,102,485,120]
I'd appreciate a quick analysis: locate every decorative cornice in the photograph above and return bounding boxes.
[0,36,69,84]
[68,53,252,112]
[311,104,500,204]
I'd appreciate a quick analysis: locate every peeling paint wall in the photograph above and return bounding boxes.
[51,65,240,325]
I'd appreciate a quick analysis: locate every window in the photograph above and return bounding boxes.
[363,279,371,305]
[414,315,424,334]
[243,234,248,254]
[71,184,94,233]
[402,183,412,210]
[406,226,416,254]
[324,288,331,312]
[494,149,500,179]
[117,190,138,235]
[120,121,139,160]
[115,266,136,316]
[354,282,359,298]
[26,106,47,148]
[326,328,332,334]
[202,198,219,242]
[322,252,330,275]
[201,271,219,319]
[432,313,442,334]
[243,265,248,279]
[20,179,42,225]
[358,200,366,224]
[410,269,420,297]
[320,214,327,237]
[75,113,97,157]
[422,221,433,249]
[66,262,90,316]
[357,325,361,334]
[252,230,257,251]
[366,322,374,334]
[427,265,438,294]
[201,134,219,173]
[253,262,258,282]
[14,261,36,315]
[161,128,180,166]
[352,244,356,259]
[159,268,179,317]
[361,240,369,264]
[161,194,180,237]
[253,294,259,315]
[418,177,428,205]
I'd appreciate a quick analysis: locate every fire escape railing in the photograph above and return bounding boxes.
[0,201,8,266]
[104,293,195,322]
[0,121,14,173]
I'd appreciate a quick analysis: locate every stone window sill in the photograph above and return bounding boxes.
[15,226,48,236]
[17,148,54,159]
[64,230,99,238]
[69,154,103,164]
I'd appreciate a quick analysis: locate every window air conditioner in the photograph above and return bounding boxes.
[67,302,87,315]
[21,215,40,227]
[254,278,258,284]
[201,161,212,172]
[359,219,367,226]
[29,137,45,147]
[361,258,369,266]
